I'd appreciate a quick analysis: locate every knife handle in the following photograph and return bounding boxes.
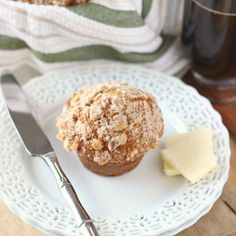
[40,152,99,236]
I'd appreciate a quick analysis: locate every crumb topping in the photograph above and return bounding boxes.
[56,83,164,165]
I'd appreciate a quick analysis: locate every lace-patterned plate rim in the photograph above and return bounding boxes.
[160,173,229,236]
[0,62,231,236]
[0,182,227,236]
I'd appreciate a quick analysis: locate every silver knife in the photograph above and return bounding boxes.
[0,73,99,236]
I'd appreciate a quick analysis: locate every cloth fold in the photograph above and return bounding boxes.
[0,0,187,74]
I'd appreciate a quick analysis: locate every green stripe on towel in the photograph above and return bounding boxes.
[66,3,144,28]
[0,35,175,63]
[142,0,153,19]
[0,35,27,50]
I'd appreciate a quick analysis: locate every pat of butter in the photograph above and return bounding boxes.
[161,128,217,183]
[163,161,181,176]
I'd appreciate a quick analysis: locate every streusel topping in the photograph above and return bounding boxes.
[56,83,163,165]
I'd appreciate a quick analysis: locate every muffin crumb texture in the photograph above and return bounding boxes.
[57,83,163,167]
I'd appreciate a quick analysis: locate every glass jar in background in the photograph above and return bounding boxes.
[182,0,236,103]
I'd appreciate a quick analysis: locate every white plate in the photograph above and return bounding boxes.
[0,62,230,236]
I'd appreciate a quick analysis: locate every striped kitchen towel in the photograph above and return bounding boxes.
[0,0,188,74]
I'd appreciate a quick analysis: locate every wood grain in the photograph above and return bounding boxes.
[0,201,44,236]
[177,198,236,236]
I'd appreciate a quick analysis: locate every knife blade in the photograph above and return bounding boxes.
[0,73,99,236]
[1,73,53,156]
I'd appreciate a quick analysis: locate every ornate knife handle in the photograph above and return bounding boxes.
[41,152,99,236]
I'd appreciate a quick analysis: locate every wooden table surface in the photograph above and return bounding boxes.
[0,70,236,236]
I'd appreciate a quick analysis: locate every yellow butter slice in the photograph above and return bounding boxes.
[163,128,215,175]
[161,128,217,183]
[163,128,214,174]
[165,128,213,147]
[163,161,181,176]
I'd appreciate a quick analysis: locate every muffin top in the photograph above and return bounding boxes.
[56,83,163,165]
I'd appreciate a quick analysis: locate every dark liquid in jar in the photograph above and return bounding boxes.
[182,0,236,80]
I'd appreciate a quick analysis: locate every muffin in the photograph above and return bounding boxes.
[56,83,164,176]
[17,0,87,5]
